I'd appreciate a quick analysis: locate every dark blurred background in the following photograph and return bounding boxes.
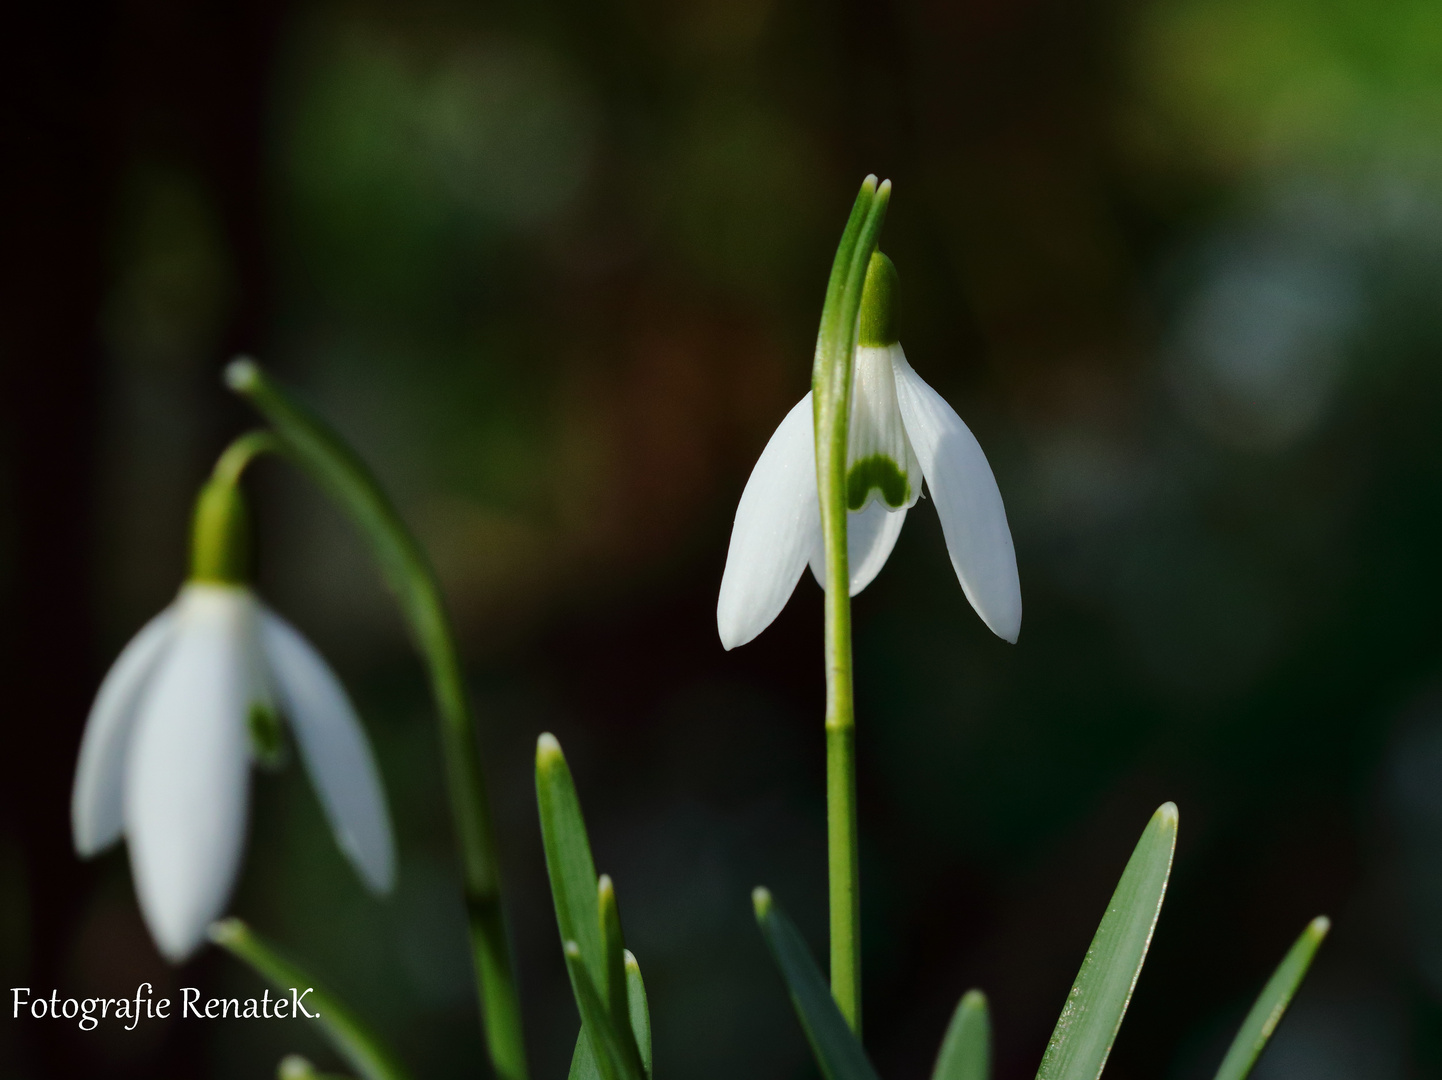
[6,0,1442,1077]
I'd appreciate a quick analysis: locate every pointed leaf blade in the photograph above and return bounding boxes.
[564,942,646,1080]
[752,888,882,1080]
[536,734,604,992]
[1036,803,1179,1080]
[933,989,990,1080]
[625,950,652,1080]
[1212,916,1330,1080]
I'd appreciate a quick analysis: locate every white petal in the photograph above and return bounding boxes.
[125,586,259,961]
[259,609,395,894]
[717,394,822,650]
[72,607,179,856]
[809,501,909,597]
[892,349,1022,642]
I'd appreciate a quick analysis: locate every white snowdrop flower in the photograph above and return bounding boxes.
[71,471,395,961]
[718,252,1021,649]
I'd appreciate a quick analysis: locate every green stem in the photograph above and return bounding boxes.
[812,177,892,1033]
[224,359,529,1080]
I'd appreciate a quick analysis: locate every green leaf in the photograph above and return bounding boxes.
[567,1033,602,1080]
[564,942,647,1080]
[536,734,605,996]
[625,950,653,1080]
[751,888,882,1080]
[567,950,651,1080]
[933,990,990,1080]
[1212,916,1330,1080]
[210,919,412,1080]
[599,875,644,1069]
[1035,802,1179,1080]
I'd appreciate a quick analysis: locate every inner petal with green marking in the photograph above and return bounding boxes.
[846,343,921,511]
[847,454,910,510]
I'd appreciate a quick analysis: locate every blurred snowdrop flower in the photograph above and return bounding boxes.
[718,252,1020,649]
[71,466,394,961]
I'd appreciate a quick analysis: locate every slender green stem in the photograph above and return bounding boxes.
[224,359,529,1080]
[211,919,413,1080]
[213,429,285,487]
[812,177,892,1033]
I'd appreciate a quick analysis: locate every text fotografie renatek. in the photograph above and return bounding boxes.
[11,983,319,1031]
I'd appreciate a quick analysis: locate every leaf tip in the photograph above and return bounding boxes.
[960,988,988,1012]
[1307,915,1331,941]
[537,732,564,768]
[752,886,773,921]
[224,357,260,393]
[208,918,245,947]
[1156,801,1180,829]
[624,948,640,975]
[564,939,583,961]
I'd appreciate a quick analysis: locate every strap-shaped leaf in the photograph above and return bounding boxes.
[752,888,882,1080]
[933,990,990,1080]
[211,919,411,1080]
[1212,916,1330,1080]
[599,874,642,1066]
[572,948,652,1080]
[625,950,653,1080]
[537,735,605,994]
[564,942,647,1080]
[1035,803,1178,1080]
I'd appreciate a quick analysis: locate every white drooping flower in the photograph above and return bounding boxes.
[717,252,1021,649]
[72,477,394,962]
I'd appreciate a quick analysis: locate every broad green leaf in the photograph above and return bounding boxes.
[536,734,605,994]
[564,942,647,1080]
[1212,916,1330,1080]
[625,950,653,1080]
[1035,803,1179,1080]
[210,919,411,1080]
[752,888,882,1080]
[933,990,990,1080]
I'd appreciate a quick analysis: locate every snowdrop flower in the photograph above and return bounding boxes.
[718,252,1021,649]
[72,464,395,961]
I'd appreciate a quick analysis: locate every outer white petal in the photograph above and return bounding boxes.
[259,609,395,894]
[808,501,909,596]
[125,585,258,961]
[717,393,822,650]
[892,349,1022,642]
[72,607,179,856]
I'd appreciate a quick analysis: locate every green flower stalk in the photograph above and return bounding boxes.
[718,177,1023,1031]
[223,359,528,1080]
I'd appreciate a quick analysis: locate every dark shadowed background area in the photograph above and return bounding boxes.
[6,0,1442,1077]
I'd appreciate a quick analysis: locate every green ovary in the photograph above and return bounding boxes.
[846,454,910,510]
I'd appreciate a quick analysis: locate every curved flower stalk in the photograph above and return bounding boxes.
[717,250,1021,649]
[72,435,395,962]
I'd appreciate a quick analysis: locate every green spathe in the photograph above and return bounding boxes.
[857,252,900,347]
[846,453,911,510]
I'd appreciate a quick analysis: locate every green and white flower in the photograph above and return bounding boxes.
[71,474,394,961]
[717,253,1021,649]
